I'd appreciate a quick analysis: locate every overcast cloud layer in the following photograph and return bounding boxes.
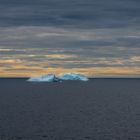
[0,0,140,77]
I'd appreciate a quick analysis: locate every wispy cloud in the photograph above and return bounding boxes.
[0,0,140,77]
[0,26,140,77]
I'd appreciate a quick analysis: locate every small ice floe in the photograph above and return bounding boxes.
[27,74,58,82]
[58,73,89,81]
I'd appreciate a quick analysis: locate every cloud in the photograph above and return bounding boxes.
[1,66,140,77]
[0,26,140,49]
[0,0,140,28]
[0,26,139,77]
[0,0,140,77]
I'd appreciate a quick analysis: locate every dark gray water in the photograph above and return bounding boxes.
[0,78,140,140]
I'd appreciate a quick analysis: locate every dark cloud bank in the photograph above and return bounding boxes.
[0,0,140,28]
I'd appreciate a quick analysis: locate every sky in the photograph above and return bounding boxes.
[0,0,140,77]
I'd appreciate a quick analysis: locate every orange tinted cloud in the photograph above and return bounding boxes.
[0,66,140,77]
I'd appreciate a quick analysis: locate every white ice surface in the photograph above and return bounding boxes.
[58,73,89,81]
[28,74,57,82]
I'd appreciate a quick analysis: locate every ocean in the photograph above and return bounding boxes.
[0,78,140,140]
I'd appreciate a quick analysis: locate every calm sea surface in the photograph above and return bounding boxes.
[0,78,140,140]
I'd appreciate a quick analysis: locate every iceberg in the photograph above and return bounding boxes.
[28,74,58,82]
[58,73,89,81]
[28,73,89,82]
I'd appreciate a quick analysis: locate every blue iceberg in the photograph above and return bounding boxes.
[28,73,89,82]
[58,73,89,81]
[28,74,58,82]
